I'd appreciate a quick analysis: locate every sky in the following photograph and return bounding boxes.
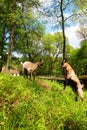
[65,25,80,48]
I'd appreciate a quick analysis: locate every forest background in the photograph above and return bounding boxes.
[0,0,87,76]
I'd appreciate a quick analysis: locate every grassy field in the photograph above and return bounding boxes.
[0,74,87,130]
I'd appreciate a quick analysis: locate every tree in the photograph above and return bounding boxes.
[0,25,7,71]
[75,0,87,24]
[42,33,57,75]
[39,0,79,60]
[11,0,45,62]
[76,25,87,40]
[13,18,45,61]
[68,40,87,75]
[42,32,74,75]
[59,0,66,60]
[0,0,22,71]
[0,0,44,71]
[6,0,17,72]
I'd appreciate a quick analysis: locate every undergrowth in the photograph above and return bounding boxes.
[0,74,87,130]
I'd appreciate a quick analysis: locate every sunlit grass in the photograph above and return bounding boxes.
[0,73,87,130]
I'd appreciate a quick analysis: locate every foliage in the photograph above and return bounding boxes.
[0,74,87,130]
[75,0,87,24]
[40,0,82,59]
[0,0,45,68]
[79,40,87,59]
[68,40,87,75]
[76,24,87,40]
[41,32,74,75]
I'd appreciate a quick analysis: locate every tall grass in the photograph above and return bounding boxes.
[0,74,87,130]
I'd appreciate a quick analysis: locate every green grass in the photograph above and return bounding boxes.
[0,74,87,130]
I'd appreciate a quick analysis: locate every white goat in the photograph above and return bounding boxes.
[21,59,43,80]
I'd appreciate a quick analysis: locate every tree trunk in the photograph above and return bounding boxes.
[21,2,32,62]
[6,25,14,72]
[6,0,16,72]
[60,0,66,60]
[60,0,67,89]
[0,28,5,71]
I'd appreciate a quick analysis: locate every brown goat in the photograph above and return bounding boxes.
[21,59,43,80]
[1,65,19,76]
[62,59,84,101]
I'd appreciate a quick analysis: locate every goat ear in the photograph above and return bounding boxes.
[39,58,42,62]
